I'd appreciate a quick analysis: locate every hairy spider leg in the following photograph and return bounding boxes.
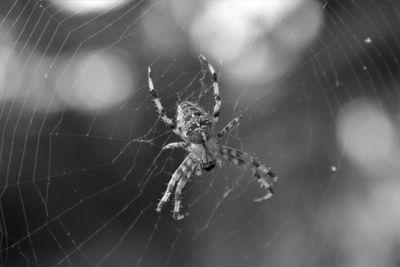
[199,55,221,123]
[173,170,192,220]
[219,145,277,200]
[148,67,181,136]
[217,114,243,138]
[162,142,189,150]
[156,154,198,213]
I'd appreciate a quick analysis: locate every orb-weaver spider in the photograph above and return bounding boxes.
[148,55,277,220]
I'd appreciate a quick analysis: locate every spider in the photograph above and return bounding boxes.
[148,55,277,220]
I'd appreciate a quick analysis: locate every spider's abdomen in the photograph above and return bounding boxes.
[176,101,213,143]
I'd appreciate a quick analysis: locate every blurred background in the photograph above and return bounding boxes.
[0,0,399,266]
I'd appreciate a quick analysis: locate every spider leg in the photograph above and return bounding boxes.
[217,114,243,138]
[162,142,189,150]
[219,145,277,201]
[199,55,221,123]
[148,67,181,136]
[156,154,197,213]
[172,167,194,220]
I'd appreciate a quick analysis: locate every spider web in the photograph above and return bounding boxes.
[0,0,400,266]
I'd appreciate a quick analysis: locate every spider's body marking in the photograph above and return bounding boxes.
[148,55,277,220]
[177,101,214,144]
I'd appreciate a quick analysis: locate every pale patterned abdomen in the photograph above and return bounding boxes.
[176,101,214,143]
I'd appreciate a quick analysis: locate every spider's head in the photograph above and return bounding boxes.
[177,102,214,144]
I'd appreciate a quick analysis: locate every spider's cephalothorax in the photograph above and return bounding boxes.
[177,101,214,144]
[148,55,278,220]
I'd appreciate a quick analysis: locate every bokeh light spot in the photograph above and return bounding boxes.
[274,0,323,51]
[52,0,129,14]
[142,3,185,55]
[189,0,322,86]
[190,2,253,63]
[364,37,372,43]
[337,99,397,170]
[0,19,16,101]
[57,51,134,111]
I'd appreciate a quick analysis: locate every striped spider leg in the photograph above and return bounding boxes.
[162,142,189,150]
[219,146,277,201]
[162,142,202,176]
[172,166,192,220]
[217,114,243,138]
[148,66,182,137]
[199,55,221,123]
[156,154,198,220]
